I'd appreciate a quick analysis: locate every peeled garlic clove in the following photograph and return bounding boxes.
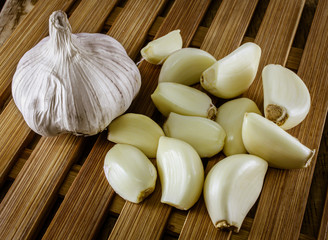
[12,11,141,136]
[104,144,157,203]
[107,113,164,158]
[158,48,216,85]
[204,154,268,232]
[201,42,261,99]
[163,112,226,158]
[262,64,311,130]
[242,112,315,169]
[216,98,261,156]
[140,30,182,65]
[157,136,204,210]
[151,82,217,119]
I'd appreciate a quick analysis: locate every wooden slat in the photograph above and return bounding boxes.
[0,134,84,239]
[108,1,212,238]
[42,1,168,239]
[0,0,76,109]
[178,0,259,238]
[0,1,119,239]
[249,0,328,238]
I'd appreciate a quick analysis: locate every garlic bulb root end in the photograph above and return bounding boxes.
[215,220,238,233]
[208,104,218,120]
[265,104,288,126]
[138,186,155,202]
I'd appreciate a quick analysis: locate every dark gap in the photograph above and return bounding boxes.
[160,0,175,18]
[244,0,270,39]
[199,0,223,28]
[34,197,64,240]
[26,133,41,150]
[162,232,179,240]
[0,179,13,203]
[94,214,118,240]
[76,134,98,165]
[117,0,128,8]
[66,0,83,18]
[0,0,6,11]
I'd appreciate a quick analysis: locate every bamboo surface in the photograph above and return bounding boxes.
[0,0,327,239]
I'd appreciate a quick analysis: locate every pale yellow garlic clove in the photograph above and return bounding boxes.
[201,42,261,99]
[140,30,182,65]
[163,112,226,158]
[158,48,216,85]
[157,136,204,210]
[107,113,164,158]
[262,64,311,130]
[204,154,268,232]
[104,144,157,203]
[216,98,261,156]
[151,82,217,119]
[242,112,315,169]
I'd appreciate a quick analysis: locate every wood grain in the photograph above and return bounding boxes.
[249,0,328,238]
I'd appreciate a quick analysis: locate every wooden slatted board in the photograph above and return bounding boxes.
[0,0,327,239]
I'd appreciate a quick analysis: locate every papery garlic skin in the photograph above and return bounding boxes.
[216,98,261,156]
[262,64,311,130]
[158,48,216,85]
[151,82,217,119]
[141,30,182,64]
[242,113,315,169]
[201,42,261,99]
[163,112,226,158]
[204,154,268,232]
[12,11,141,136]
[104,144,157,203]
[157,136,204,210]
[107,113,164,158]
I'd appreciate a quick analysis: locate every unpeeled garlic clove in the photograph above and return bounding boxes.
[204,154,268,232]
[216,98,261,156]
[157,136,204,210]
[242,112,315,169]
[158,48,216,85]
[163,112,226,158]
[151,82,217,119]
[140,30,182,65]
[200,42,261,99]
[262,64,311,130]
[104,144,157,203]
[107,113,164,158]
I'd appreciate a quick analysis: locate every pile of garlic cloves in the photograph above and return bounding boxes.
[103,30,314,232]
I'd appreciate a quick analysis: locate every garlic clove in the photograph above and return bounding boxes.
[216,98,262,156]
[151,82,217,119]
[104,144,157,203]
[200,42,261,99]
[140,30,183,65]
[163,112,226,158]
[204,154,268,232]
[158,48,216,85]
[107,113,164,158]
[157,136,204,210]
[242,112,315,169]
[262,64,311,130]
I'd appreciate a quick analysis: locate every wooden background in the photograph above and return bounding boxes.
[0,0,327,239]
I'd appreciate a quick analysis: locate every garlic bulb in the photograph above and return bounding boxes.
[242,112,315,169]
[151,82,217,119]
[104,144,157,203]
[158,48,216,85]
[140,30,182,64]
[204,154,268,232]
[107,113,164,158]
[262,64,311,130]
[163,112,226,158]
[157,136,204,210]
[12,11,141,136]
[201,42,261,99]
[216,98,261,156]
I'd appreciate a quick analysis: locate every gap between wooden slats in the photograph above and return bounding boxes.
[108,1,212,239]
[0,0,119,239]
[0,0,76,109]
[178,0,259,238]
[249,0,328,238]
[42,1,168,239]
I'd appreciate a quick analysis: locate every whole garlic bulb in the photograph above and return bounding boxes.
[12,11,141,136]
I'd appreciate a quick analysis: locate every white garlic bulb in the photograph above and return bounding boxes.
[12,11,141,136]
